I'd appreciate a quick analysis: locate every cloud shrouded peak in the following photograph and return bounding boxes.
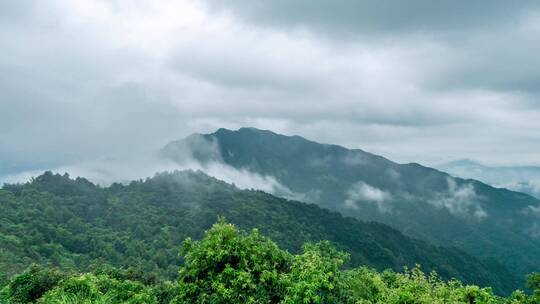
[1,0,540,179]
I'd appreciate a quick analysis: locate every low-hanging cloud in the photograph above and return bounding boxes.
[1,134,302,201]
[438,160,540,199]
[526,223,540,239]
[0,154,300,202]
[0,152,190,187]
[1,0,540,178]
[161,134,304,200]
[429,178,487,220]
[523,204,540,218]
[344,181,393,213]
[500,180,540,200]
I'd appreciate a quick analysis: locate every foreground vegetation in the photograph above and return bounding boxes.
[1,221,539,303]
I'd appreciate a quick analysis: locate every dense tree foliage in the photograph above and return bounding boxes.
[0,171,520,294]
[174,219,290,303]
[1,222,539,303]
[0,170,523,294]
[1,266,64,303]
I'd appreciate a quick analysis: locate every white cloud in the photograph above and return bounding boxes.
[523,204,540,218]
[2,0,540,178]
[438,160,540,198]
[498,180,540,199]
[344,181,393,213]
[526,223,540,239]
[386,168,401,180]
[1,136,301,201]
[161,134,304,199]
[429,178,487,219]
[0,154,179,186]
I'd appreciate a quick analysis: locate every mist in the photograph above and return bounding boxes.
[438,160,540,199]
[0,135,300,201]
[428,178,487,220]
[344,181,393,213]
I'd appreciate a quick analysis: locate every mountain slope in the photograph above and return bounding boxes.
[0,171,518,294]
[438,159,540,199]
[163,127,540,280]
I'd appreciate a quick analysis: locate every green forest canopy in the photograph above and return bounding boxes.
[0,171,521,294]
[1,221,539,303]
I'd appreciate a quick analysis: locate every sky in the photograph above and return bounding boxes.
[2,0,540,179]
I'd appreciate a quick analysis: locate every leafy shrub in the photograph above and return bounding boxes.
[37,274,155,304]
[173,220,291,303]
[2,265,64,303]
[282,241,350,303]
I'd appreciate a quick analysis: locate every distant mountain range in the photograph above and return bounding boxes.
[162,127,540,282]
[438,159,540,199]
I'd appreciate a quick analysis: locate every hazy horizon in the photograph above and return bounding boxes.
[2,1,540,180]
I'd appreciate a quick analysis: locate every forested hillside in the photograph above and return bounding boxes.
[0,171,519,294]
[1,222,539,303]
[163,127,540,280]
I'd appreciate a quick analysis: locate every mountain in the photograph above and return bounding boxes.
[0,171,519,294]
[438,159,540,199]
[162,127,540,281]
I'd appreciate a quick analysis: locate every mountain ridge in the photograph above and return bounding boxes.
[163,127,540,282]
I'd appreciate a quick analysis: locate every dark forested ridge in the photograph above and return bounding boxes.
[163,127,540,281]
[0,171,520,294]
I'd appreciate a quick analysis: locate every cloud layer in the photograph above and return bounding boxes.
[438,160,540,199]
[2,0,540,177]
[1,132,301,203]
[429,178,487,219]
[345,181,393,213]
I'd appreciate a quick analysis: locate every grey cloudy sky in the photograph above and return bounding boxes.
[2,0,540,176]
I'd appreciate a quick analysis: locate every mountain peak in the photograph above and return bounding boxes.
[213,127,279,137]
